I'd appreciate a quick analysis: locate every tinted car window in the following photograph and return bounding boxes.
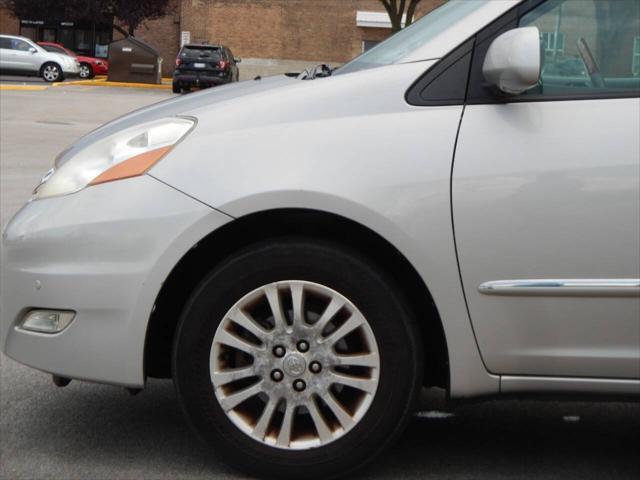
[42,45,68,55]
[180,46,222,61]
[10,39,33,51]
[0,37,12,49]
[520,0,640,96]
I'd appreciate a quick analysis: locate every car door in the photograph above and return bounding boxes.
[12,38,40,73]
[0,37,14,70]
[453,0,640,379]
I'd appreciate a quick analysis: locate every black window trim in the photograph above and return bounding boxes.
[405,38,475,107]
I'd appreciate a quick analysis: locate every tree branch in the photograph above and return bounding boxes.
[406,0,423,27]
[379,0,423,32]
[379,0,402,32]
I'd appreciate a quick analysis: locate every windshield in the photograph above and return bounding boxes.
[181,45,222,60]
[336,0,488,75]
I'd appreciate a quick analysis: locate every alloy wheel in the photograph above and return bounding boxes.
[210,280,380,450]
[43,65,60,82]
[79,65,91,78]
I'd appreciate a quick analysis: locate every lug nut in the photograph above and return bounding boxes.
[297,340,309,353]
[309,361,322,373]
[271,369,284,382]
[293,379,306,392]
[273,345,286,358]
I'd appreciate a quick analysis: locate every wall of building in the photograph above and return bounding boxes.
[121,0,181,76]
[0,5,19,35]
[179,0,443,65]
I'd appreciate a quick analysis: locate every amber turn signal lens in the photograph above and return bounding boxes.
[89,145,173,186]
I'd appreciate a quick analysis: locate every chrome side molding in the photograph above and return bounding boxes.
[478,279,640,297]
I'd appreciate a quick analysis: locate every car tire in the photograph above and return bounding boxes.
[172,82,181,94]
[172,238,423,479]
[79,63,94,79]
[41,62,63,83]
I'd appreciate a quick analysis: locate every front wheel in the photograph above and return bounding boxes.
[173,239,422,479]
[79,63,93,79]
[41,63,63,82]
[172,82,181,94]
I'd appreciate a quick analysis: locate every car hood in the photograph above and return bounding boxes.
[55,74,299,167]
[78,55,106,64]
[55,62,432,169]
[47,52,75,64]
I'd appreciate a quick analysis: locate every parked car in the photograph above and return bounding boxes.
[172,43,240,93]
[1,0,639,479]
[0,34,80,82]
[38,41,109,79]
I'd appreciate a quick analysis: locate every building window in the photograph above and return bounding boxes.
[19,26,37,41]
[633,37,640,77]
[362,40,380,53]
[18,19,112,58]
[541,31,565,58]
[95,30,111,58]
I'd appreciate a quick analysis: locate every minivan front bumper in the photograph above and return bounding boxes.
[0,175,231,387]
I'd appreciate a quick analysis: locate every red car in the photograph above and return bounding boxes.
[38,42,109,79]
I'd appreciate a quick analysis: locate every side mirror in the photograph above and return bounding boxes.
[29,47,37,54]
[482,26,541,95]
[234,57,242,64]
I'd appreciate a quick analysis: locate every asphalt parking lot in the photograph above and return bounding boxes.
[1,85,639,480]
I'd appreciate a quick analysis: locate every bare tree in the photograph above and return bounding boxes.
[378,0,425,32]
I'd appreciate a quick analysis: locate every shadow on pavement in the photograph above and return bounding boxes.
[1,366,639,480]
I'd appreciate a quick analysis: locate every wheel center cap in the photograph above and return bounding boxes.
[282,353,306,377]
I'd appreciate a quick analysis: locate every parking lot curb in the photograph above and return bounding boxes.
[53,79,172,89]
[0,85,48,91]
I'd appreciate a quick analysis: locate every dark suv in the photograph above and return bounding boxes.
[172,44,240,93]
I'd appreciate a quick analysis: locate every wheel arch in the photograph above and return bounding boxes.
[144,208,450,390]
[39,61,62,81]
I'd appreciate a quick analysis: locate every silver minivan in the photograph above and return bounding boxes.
[0,34,80,82]
[1,1,639,478]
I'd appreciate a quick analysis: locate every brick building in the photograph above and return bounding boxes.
[0,0,444,77]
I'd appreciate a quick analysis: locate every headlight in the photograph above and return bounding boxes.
[34,117,195,200]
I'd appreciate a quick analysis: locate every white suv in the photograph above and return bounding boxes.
[0,34,80,82]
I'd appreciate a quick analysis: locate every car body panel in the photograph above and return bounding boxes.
[501,375,640,395]
[149,60,501,397]
[453,98,640,379]
[55,75,299,165]
[0,175,231,386]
